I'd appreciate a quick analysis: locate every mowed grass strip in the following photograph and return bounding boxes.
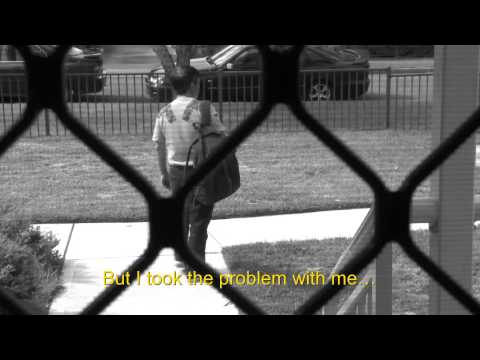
[0,129,450,223]
[222,231,480,315]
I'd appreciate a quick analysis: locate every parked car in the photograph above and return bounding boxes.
[145,45,370,102]
[0,45,106,101]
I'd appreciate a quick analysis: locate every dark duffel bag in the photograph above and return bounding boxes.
[185,101,240,205]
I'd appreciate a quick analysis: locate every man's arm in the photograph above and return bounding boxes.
[209,104,227,134]
[152,113,170,189]
[155,134,170,189]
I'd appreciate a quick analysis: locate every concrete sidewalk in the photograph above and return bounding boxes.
[41,209,428,315]
[47,222,236,315]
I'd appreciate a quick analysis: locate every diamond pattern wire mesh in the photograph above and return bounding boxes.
[1,44,480,315]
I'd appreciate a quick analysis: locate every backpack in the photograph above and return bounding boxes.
[185,101,240,205]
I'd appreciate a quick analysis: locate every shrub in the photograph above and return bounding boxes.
[0,203,64,314]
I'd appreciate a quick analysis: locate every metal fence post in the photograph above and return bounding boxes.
[385,67,392,129]
[44,109,50,136]
[218,72,223,124]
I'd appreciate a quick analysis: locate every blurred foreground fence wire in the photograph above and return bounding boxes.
[1,45,479,316]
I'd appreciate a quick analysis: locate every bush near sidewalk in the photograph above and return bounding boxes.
[0,204,64,314]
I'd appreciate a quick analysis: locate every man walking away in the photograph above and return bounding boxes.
[152,66,226,267]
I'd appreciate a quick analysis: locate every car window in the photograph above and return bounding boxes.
[211,45,236,62]
[233,48,259,69]
[0,45,22,61]
[308,45,341,62]
[0,45,7,61]
[29,45,57,58]
[302,47,335,67]
[211,45,251,66]
[300,49,313,67]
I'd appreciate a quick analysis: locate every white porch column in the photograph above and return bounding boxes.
[429,45,479,315]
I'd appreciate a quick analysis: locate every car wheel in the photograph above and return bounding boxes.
[307,82,332,101]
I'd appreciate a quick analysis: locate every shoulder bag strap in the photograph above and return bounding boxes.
[198,101,212,161]
[184,101,212,183]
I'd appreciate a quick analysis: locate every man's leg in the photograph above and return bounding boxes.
[166,165,192,264]
[167,166,213,264]
[188,197,214,262]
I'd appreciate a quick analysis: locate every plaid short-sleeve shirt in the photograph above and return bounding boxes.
[152,96,226,167]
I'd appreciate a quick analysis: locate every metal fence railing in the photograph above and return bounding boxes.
[0,68,434,137]
[334,196,480,315]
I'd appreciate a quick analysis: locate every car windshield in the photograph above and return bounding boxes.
[29,45,58,57]
[307,45,343,61]
[28,45,85,58]
[210,45,252,66]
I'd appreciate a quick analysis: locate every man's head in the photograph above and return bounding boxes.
[169,65,200,97]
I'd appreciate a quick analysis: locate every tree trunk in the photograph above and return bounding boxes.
[152,45,176,79]
[152,45,196,79]
[174,45,194,66]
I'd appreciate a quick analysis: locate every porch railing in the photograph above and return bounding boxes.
[331,196,480,315]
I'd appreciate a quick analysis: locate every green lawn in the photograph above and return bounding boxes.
[0,130,440,223]
[222,230,480,315]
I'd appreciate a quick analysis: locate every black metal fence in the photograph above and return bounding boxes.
[0,68,434,137]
